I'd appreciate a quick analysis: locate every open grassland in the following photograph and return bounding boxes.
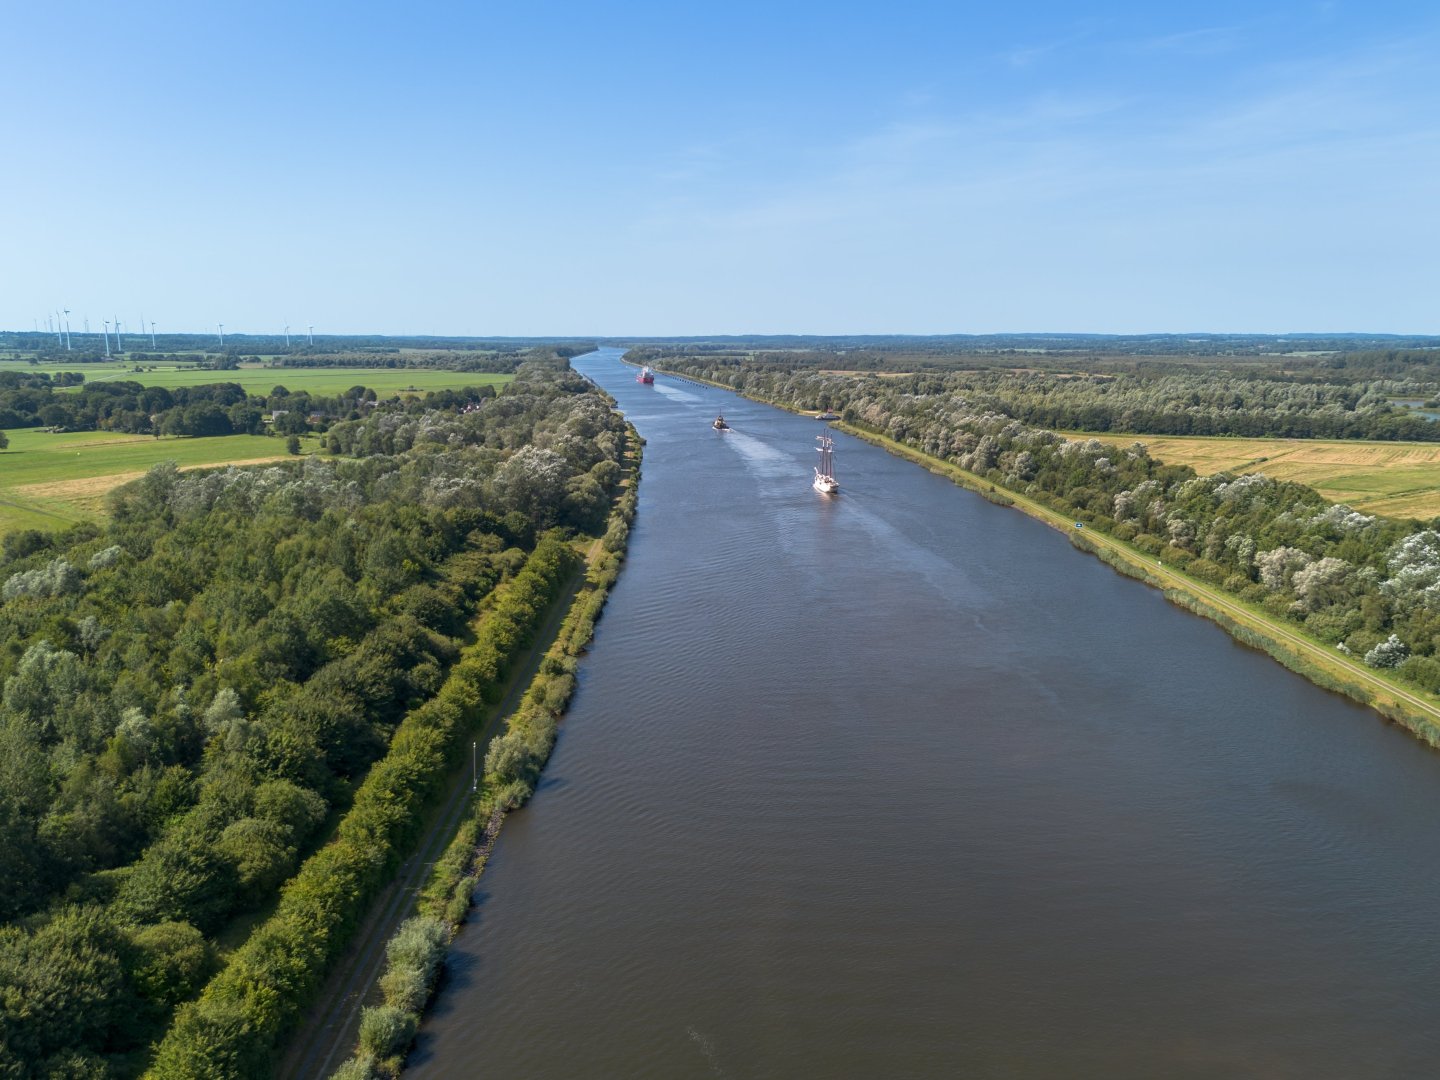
[1077,432,1440,519]
[0,428,309,535]
[0,359,511,395]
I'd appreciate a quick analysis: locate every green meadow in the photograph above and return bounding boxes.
[0,363,515,536]
[0,359,512,396]
[0,428,312,536]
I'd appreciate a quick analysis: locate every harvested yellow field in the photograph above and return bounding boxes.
[11,456,293,518]
[11,471,152,519]
[1077,433,1440,519]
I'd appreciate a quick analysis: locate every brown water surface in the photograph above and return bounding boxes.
[409,348,1440,1078]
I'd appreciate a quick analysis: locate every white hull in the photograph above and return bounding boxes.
[813,433,838,494]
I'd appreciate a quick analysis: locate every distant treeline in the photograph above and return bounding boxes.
[640,353,1440,442]
[2,333,597,357]
[625,343,1440,383]
[0,371,501,438]
[267,350,520,372]
[622,334,1440,360]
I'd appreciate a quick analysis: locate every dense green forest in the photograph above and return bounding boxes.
[658,357,1440,698]
[0,359,628,1076]
[633,349,1440,441]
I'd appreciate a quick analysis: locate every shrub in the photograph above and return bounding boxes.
[1365,634,1409,669]
[129,921,213,1009]
[378,917,448,1011]
[357,1005,415,1060]
[1399,656,1440,693]
[3,556,81,599]
[330,1056,378,1080]
[378,964,428,1014]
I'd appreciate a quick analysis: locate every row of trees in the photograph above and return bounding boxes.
[0,361,630,1076]
[654,356,1440,442]
[0,372,425,437]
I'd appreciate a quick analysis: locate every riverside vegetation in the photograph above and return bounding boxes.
[650,348,1440,723]
[327,431,639,1080]
[0,357,631,1077]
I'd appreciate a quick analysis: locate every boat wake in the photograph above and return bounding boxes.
[685,1025,730,1078]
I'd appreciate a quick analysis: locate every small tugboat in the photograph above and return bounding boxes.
[713,414,729,430]
[816,410,840,421]
[813,434,838,495]
[636,366,655,384]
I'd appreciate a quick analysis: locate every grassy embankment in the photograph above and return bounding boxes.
[652,362,1440,746]
[322,426,641,1080]
[1075,431,1440,520]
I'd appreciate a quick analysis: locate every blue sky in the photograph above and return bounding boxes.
[4,1,1438,336]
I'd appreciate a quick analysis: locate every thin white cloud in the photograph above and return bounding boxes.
[1122,26,1244,56]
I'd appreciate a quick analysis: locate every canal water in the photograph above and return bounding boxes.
[409,348,1440,1078]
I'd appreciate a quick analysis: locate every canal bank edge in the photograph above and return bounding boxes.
[647,362,1440,751]
[325,423,642,1080]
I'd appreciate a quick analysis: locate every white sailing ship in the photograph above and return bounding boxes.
[813,434,838,494]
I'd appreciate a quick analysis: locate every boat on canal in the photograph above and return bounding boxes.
[636,366,655,384]
[813,434,838,494]
[713,414,729,430]
[816,410,840,421]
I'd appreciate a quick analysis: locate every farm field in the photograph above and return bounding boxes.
[0,360,512,395]
[1077,432,1440,519]
[0,428,309,535]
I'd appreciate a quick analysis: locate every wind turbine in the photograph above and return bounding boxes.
[307,324,313,346]
[102,320,111,357]
[62,309,71,350]
[114,318,122,352]
[284,324,290,348]
[84,318,90,334]
[218,323,224,346]
[150,321,157,348]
